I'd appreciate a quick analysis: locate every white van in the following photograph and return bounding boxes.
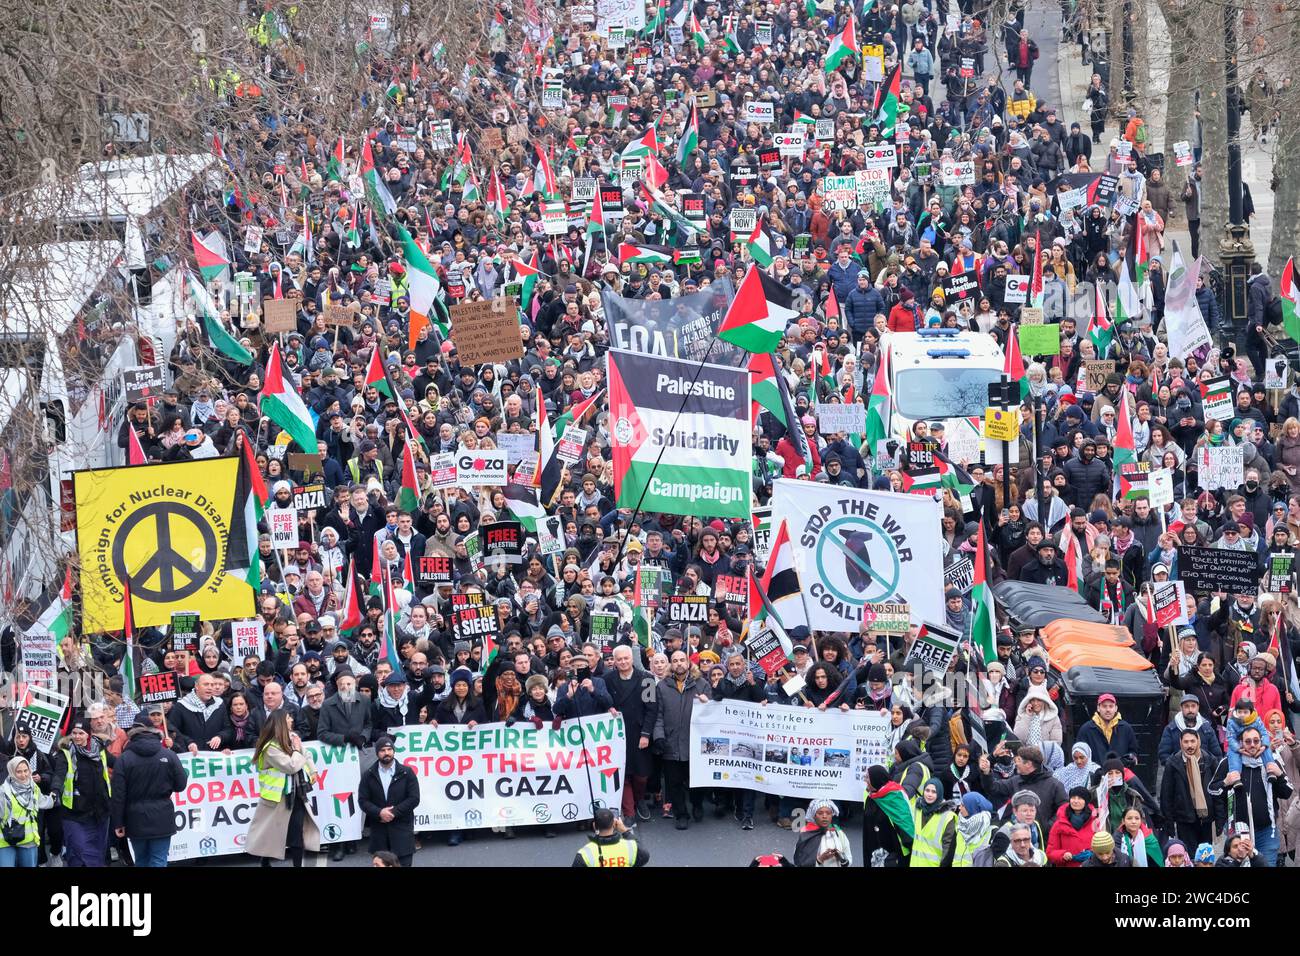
[886,328,1017,466]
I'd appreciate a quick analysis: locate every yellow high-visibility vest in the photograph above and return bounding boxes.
[909,807,954,867]
[577,837,638,867]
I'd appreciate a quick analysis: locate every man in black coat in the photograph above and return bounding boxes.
[359,736,421,867]
[711,653,768,829]
[1018,540,1070,586]
[602,644,657,825]
[1159,728,1224,850]
[110,715,187,867]
[169,674,234,753]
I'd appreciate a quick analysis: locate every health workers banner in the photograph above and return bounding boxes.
[389,715,627,831]
[608,349,750,519]
[168,743,363,861]
[771,479,945,631]
[689,700,891,801]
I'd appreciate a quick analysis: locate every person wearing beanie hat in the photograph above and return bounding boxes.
[1045,784,1098,867]
[863,765,914,867]
[1075,693,1139,771]
[1082,829,1131,867]
[358,732,419,867]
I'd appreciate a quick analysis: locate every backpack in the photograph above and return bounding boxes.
[1266,293,1284,328]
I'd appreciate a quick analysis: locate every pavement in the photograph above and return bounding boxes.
[187,800,858,868]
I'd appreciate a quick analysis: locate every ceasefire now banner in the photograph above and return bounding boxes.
[167,743,363,861]
[689,700,891,800]
[607,349,750,519]
[389,716,626,831]
[771,480,944,631]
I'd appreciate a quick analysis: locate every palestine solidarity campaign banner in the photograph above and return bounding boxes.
[771,479,944,631]
[390,716,626,831]
[690,700,891,800]
[608,349,750,518]
[168,743,363,861]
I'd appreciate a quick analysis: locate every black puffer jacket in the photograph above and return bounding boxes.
[109,729,187,839]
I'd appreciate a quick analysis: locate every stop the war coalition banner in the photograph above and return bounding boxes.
[770,479,944,630]
[608,349,750,519]
[690,700,891,800]
[168,743,363,861]
[389,716,626,830]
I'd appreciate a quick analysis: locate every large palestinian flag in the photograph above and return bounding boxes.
[719,264,800,353]
[607,349,750,519]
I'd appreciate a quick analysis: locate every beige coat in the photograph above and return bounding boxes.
[245,745,321,860]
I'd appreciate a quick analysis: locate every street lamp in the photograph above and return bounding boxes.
[1220,0,1255,343]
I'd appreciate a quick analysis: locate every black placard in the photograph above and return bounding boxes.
[1178,546,1261,595]
[481,520,524,565]
[668,595,709,623]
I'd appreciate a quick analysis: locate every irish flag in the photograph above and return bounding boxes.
[1282,257,1300,342]
[824,19,857,72]
[260,342,318,453]
[719,264,799,352]
[360,136,397,218]
[970,522,997,664]
[191,230,229,280]
[396,224,447,350]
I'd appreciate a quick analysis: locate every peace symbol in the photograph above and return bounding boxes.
[112,502,217,602]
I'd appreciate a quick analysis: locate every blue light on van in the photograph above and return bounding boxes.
[916,328,961,337]
[926,349,971,358]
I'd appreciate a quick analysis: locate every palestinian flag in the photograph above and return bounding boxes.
[191,230,230,280]
[260,343,318,453]
[586,186,605,237]
[290,201,315,266]
[825,285,840,322]
[824,19,857,72]
[641,0,667,35]
[486,165,510,224]
[618,242,674,264]
[1282,257,1300,342]
[872,63,901,136]
[398,440,422,512]
[532,143,559,198]
[841,383,866,450]
[793,110,817,126]
[31,566,75,644]
[745,216,773,267]
[1004,325,1029,401]
[1113,389,1144,499]
[640,182,704,237]
[749,352,791,427]
[753,520,809,632]
[864,347,891,451]
[327,134,346,180]
[1116,218,1144,323]
[814,344,836,395]
[396,224,448,350]
[724,30,742,53]
[1029,230,1045,308]
[120,579,137,701]
[513,252,541,312]
[719,264,799,352]
[900,467,942,496]
[677,100,699,166]
[126,419,148,465]
[689,12,708,50]
[338,560,363,635]
[1086,282,1113,356]
[643,153,670,191]
[552,389,603,440]
[380,566,402,665]
[187,270,252,364]
[228,434,268,593]
[360,136,398,218]
[535,395,562,504]
[503,483,546,531]
[969,522,997,663]
[363,345,397,401]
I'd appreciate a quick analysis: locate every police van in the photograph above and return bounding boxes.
[886,328,1015,466]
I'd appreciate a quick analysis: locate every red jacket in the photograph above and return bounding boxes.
[1045,801,1097,867]
[776,434,820,478]
[887,301,921,333]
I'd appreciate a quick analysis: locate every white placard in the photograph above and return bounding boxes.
[457,448,508,486]
[814,118,836,143]
[729,207,757,234]
[863,144,897,170]
[231,619,264,661]
[1148,467,1175,508]
[1173,141,1193,167]
[854,167,891,207]
[243,225,264,254]
[1199,445,1245,492]
[1004,274,1029,303]
[815,402,867,435]
[774,130,807,156]
[941,159,976,186]
[1266,355,1290,390]
[742,101,775,125]
[269,507,298,548]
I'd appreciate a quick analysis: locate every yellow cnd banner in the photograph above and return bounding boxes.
[74,458,254,632]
